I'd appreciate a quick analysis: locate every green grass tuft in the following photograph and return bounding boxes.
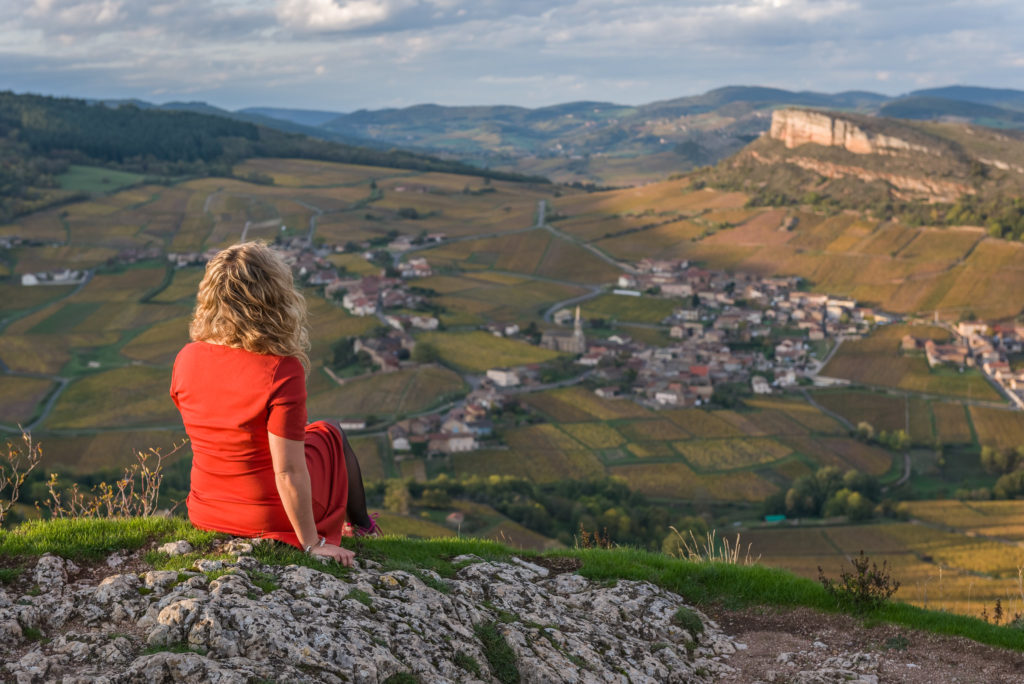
[0,568,22,584]
[672,606,704,637]
[474,621,520,684]
[453,651,482,677]
[145,551,234,572]
[381,673,420,684]
[247,569,279,594]
[0,518,224,561]
[143,642,207,656]
[345,588,374,608]
[21,626,44,641]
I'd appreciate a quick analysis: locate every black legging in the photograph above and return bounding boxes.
[339,428,373,530]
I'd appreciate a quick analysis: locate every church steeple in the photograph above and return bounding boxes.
[572,306,585,353]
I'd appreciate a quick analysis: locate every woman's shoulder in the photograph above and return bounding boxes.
[178,340,301,369]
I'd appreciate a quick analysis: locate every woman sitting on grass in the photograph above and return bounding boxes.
[170,241,379,566]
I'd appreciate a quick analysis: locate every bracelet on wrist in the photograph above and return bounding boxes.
[304,536,327,554]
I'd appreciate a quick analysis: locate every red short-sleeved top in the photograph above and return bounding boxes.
[170,341,307,539]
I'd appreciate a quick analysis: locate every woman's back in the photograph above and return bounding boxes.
[171,340,306,536]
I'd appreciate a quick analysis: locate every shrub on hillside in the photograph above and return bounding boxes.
[818,551,901,612]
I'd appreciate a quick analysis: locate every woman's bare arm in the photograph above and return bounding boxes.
[268,431,355,565]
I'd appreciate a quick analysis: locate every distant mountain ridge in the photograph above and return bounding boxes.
[50,84,1024,186]
[221,85,1024,184]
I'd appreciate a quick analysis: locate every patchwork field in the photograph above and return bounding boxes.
[583,294,676,323]
[461,388,894,503]
[307,364,467,419]
[415,331,561,372]
[969,406,1024,450]
[743,511,1024,618]
[821,325,1002,401]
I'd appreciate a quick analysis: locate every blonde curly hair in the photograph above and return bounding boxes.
[189,242,310,370]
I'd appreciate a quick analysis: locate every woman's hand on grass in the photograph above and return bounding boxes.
[311,543,356,566]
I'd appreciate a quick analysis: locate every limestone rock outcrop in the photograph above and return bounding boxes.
[2,548,739,683]
[769,109,934,157]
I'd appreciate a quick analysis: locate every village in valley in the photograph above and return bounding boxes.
[19,219,1023,464]
[166,233,904,458]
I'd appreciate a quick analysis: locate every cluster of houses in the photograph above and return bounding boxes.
[387,386,504,456]
[334,274,426,317]
[167,235,434,311]
[537,260,885,407]
[21,269,88,286]
[907,321,1024,409]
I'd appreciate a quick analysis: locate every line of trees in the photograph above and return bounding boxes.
[0,91,550,222]
[369,475,704,551]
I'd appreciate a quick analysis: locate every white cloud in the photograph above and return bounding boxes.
[275,0,406,31]
[1,0,1023,110]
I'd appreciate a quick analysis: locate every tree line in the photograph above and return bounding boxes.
[0,91,549,222]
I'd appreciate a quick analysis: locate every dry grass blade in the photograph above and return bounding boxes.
[667,526,760,565]
[0,429,43,524]
[42,439,187,518]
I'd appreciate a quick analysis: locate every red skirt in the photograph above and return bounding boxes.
[187,420,349,549]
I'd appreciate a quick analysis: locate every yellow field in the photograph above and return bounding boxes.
[822,325,1001,401]
[662,409,742,437]
[0,284,75,313]
[328,253,381,276]
[743,521,1024,618]
[35,429,189,472]
[610,462,777,502]
[0,335,72,374]
[933,402,973,444]
[416,331,561,372]
[0,376,55,426]
[813,391,906,433]
[234,158,403,187]
[150,268,203,304]
[533,236,621,284]
[46,366,180,429]
[624,441,677,459]
[120,316,191,364]
[616,419,690,442]
[744,397,846,435]
[349,435,386,482]
[969,406,1024,450]
[374,512,456,538]
[307,365,465,418]
[558,422,627,449]
[674,438,793,471]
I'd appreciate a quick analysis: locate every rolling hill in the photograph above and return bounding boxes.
[697,106,1024,239]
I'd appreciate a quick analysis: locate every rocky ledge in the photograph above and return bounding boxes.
[0,542,886,683]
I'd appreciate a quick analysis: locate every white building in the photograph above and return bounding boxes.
[486,368,520,387]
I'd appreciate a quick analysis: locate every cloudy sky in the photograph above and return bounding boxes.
[2,0,1022,112]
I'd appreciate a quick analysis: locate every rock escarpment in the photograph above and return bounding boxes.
[0,544,889,683]
[754,108,972,202]
[769,109,936,157]
[2,545,737,683]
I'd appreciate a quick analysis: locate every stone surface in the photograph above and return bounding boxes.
[157,540,194,556]
[2,543,980,683]
[2,544,740,683]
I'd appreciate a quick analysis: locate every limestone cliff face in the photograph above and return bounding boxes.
[757,108,972,202]
[769,108,934,157]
